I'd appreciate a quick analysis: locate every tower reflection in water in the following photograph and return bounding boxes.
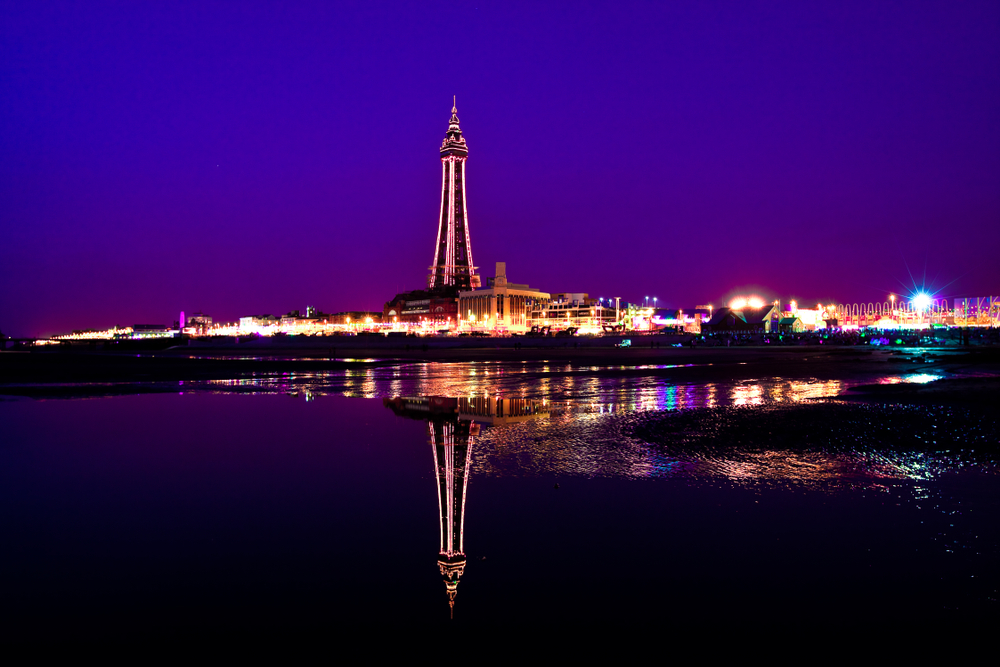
[383,395,546,617]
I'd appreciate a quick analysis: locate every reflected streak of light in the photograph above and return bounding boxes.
[198,362,887,414]
[731,383,764,406]
[879,373,942,385]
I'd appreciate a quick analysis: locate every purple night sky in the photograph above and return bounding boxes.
[2,2,998,336]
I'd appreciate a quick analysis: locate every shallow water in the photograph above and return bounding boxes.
[21,357,955,403]
[0,364,996,634]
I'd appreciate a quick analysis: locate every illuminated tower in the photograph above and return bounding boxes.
[383,395,544,617]
[429,98,479,291]
[429,414,475,617]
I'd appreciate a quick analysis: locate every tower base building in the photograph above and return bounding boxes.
[458,262,550,333]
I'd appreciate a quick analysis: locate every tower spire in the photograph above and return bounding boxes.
[429,99,479,292]
[429,414,474,620]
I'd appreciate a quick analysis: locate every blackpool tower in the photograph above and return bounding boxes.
[429,98,480,292]
[430,413,474,618]
[383,396,476,618]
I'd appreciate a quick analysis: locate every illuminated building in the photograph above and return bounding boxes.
[383,290,459,326]
[702,304,778,333]
[826,298,957,329]
[324,311,382,326]
[53,325,133,341]
[130,324,175,338]
[949,296,997,326]
[778,302,822,331]
[280,312,318,330]
[429,98,480,292]
[455,395,549,425]
[526,292,618,333]
[238,315,278,334]
[458,262,550,333]
[181,311,212,335]
[778,316,805,333]
[649,307,711,333]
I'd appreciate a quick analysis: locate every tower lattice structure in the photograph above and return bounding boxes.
[429,99,479,292]
[429,416,474,617]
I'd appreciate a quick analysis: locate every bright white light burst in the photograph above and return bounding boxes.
[913,293,932,310]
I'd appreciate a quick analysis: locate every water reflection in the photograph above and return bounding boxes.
[383,395,548,616]
[17,357,965,413]
[378,391,998,621]
[0,382,995,630]
[197,362,862,414]
[877,373,943,385]
[471,400,998,490]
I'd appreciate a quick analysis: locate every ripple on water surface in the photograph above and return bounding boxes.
[473,401,999,487]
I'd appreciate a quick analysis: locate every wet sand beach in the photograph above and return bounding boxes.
[2,344,998,634]
[2,345,998,401]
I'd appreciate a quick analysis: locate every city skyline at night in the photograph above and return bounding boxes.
[2,2,999,337]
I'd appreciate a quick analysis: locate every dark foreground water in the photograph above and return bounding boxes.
[1,363,997,635]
